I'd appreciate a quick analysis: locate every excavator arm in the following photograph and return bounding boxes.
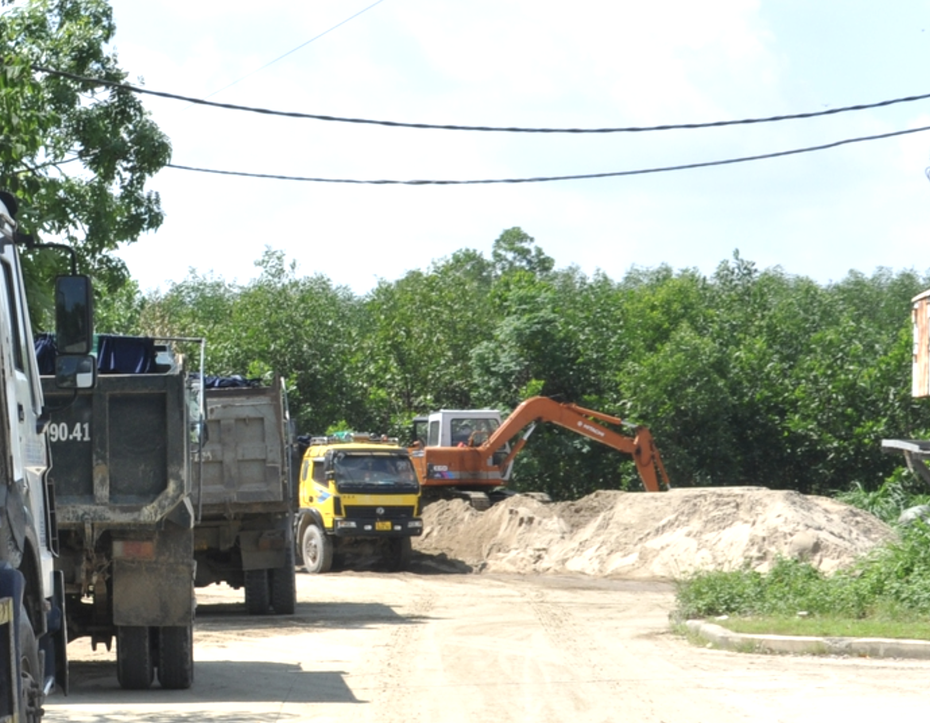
[480,397,671,492]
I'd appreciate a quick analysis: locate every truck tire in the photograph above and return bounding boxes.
[157,625,194,689]
[244,569,271,615]
[387,537,412,572]
[294,525,305,568]
[116,626,154,690]
[302,524,333,574]
[18,609,41,723]
[270,544,296,614]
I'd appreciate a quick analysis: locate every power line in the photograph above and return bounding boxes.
[166,123,930,185]
[33,65,930,134]
[202,0,387,100]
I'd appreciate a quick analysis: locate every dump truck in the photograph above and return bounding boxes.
[193,376,297,615]
[0,190,95,720]
[409,396,671,509]
[40,335,198,690]
[882,289,930,481]
[294,434,422,573]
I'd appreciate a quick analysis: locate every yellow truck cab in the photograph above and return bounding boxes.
[295,433,422,572]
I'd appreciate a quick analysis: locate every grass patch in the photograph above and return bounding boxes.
[712,615,930,640]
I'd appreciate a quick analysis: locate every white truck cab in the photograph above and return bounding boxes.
[0,190,94,720]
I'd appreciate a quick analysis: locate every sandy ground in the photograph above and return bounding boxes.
[46,487,918,722]
[49,571,930,723]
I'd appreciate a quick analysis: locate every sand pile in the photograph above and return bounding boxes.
[413,487,895,579]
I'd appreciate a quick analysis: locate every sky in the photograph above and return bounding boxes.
[105,0,930,296]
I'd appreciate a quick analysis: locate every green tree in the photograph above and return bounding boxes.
[230,249,362,434]
[355,249,495,434]
[471,270,587,409]
[491,227,554,278]
[93,276,143,334]
[139,269,237,364]
[784,268,929,494]
[143,249,362,435]
[0,0,170,314]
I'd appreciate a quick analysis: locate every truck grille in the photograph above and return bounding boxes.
[344,505,415,520]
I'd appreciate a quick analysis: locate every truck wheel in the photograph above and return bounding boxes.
[270,544,296,614]
[244,569,271,615]
[302,524,333,574]
[387,537,412,572]
[116,626,154,690]
[157,625,194,689]
[18,609,41,723]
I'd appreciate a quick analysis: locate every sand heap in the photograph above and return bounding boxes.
[413,487,896,579]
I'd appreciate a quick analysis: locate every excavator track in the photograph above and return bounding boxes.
[461,491,491,511]
[420,489,492,511]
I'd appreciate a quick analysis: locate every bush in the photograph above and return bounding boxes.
[675,522,930,621]
[836,470,930,525]
[674,567,765,619]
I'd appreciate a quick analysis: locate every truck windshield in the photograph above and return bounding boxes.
[333,452,419,492]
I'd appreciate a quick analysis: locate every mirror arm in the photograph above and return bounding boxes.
[40,389,79,416]
[18,233,79,275]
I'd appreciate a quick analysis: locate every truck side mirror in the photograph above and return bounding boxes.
[54,354,96,390]
[55,275,93,355]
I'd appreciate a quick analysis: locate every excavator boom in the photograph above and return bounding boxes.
[480,397,670,492]
[410,397,671,502]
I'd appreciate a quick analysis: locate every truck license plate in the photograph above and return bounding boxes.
[375,520,392,531]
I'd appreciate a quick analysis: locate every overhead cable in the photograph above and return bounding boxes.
[33,65,930,134]
[166,123,930,185]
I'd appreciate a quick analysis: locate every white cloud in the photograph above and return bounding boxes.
[107,0,930,295]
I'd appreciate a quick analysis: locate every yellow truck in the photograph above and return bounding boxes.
[294,433,422,573]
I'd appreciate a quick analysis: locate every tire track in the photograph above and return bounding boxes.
[504,578,730,722]
[346,574,438,723]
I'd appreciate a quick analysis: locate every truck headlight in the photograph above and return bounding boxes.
[407,520,423,529]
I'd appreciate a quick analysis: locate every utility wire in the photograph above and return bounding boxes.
[33,65,930,134]
[166,123,930,185]
[202,0,387,99]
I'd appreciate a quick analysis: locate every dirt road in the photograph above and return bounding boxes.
[48,569,929,722]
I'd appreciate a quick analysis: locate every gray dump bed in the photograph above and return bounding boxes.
[197,382,293,512]
[41,371,192,525]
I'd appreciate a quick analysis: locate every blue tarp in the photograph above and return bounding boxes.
[34,333,57,375]
[95,335,156,374]
[34,333,157,374]
[200,374,261,389]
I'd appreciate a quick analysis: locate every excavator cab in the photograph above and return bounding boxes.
[411,413,504,449]
[407,409,511,509]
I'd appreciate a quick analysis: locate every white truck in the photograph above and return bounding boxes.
[0,191,95,721]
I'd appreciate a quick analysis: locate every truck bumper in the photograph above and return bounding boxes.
[333,517,423,537]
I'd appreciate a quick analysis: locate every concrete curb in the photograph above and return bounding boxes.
[685,620,930,659]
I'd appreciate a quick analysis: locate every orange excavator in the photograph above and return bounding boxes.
[408,396,671,509]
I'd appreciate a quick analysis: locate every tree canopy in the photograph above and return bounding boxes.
[0,0,170,310]
[95,226,930,502]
